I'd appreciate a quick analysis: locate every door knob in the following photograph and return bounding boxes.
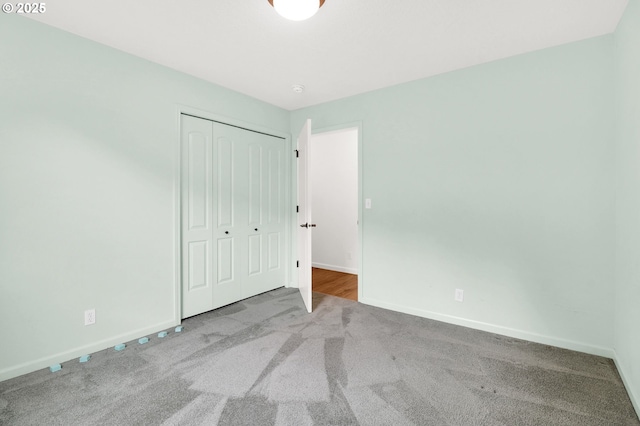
[255,228,258,231]
[225,231,229,234]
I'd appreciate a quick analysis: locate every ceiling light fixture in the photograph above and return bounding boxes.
[268,0,325,21]
[292,84,305,93]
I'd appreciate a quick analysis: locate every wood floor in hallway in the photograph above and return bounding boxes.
[312,267,358,301]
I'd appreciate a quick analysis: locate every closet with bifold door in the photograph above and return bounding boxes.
[180,114,286,318]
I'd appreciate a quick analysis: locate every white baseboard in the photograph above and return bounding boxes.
[613,351,640,420]
[0,319,179,382]
[359,296,615,359]
[312,262,357,275]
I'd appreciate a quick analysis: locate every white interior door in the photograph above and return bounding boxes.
[244,128,287,298]
[181,115,214,317]
[297,119,313,313]
[211,123,244,309]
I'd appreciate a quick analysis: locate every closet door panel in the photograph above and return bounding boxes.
[181,115,214,318]
[248,234,262,276]
[246,132,286,296]
[267,147,283,225]
[217,238,234,283]
[217,137,234,228]
[212,125,244,309]
[268,232,281,271]
[248,144,263,227]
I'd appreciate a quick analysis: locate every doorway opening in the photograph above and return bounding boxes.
[309,127,359,301]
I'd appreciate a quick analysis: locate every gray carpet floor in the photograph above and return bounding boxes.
[1,288,638,425]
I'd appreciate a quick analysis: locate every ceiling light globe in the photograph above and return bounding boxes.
[273,0,320,21]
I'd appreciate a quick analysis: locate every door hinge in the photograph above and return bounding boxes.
[296,261,299,268]
[296,205,299,213]
[295,149,299,158]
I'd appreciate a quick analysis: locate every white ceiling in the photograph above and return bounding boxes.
[27,0,629,111]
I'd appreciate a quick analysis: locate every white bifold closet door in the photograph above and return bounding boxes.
[181,114,286,318]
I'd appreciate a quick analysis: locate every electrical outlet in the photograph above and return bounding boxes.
[454,289,464,302]
[365,199,372,209]
[84,309,96,326]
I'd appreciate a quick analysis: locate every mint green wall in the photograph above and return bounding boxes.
[292,36,616,355]
[614,0,640,413]
[0,16,289,380]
